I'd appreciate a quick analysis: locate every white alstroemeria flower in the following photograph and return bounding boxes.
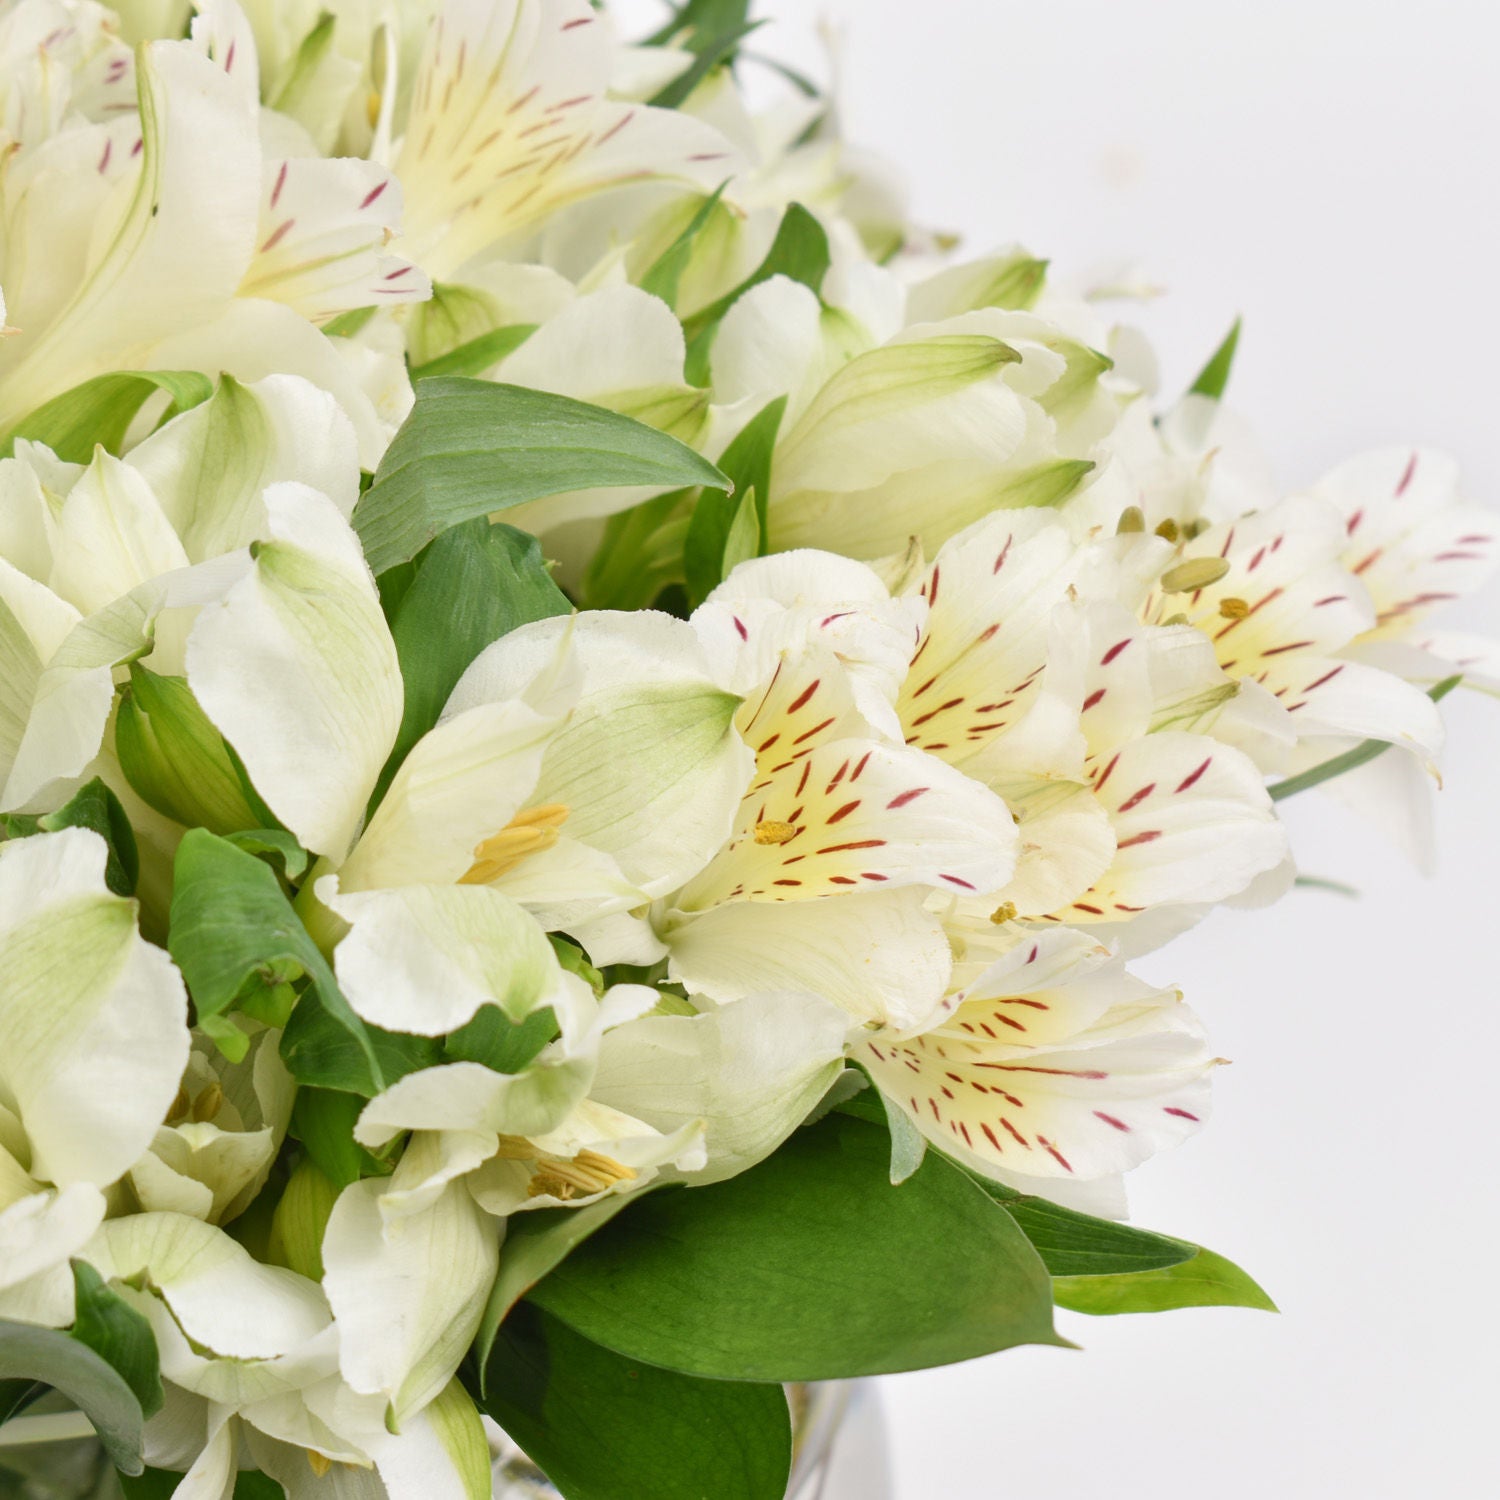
[322,1131,501,1426]
[709,277,1118,559]
[49,1211,490,1499]
[1305,447,1500,688]
[350,982,701,1213]
[0,829,189,1319]
[0,374,359,816]
[902,518,1289,925]
[1064,393,1280,540]
[127,1022,295,1224]
[0,4,421,461]
[665,558,1017,1029]
[855,925,1214,1210]
[1142,496,1447,765]
[589,988,852,1184]
[390,0,739,282]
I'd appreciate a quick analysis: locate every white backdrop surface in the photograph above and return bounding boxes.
[677,2,1500,1495]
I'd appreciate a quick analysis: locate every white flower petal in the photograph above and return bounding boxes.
[187,482,402,860]
[0,829,189,1188]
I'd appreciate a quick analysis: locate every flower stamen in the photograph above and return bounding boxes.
[460,804,570,883]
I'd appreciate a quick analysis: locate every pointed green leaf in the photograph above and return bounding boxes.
[640,185,730,308]
[1188,317,1242,401]
[2,778,139,897]
[0,370,214,462]
[375,519,570,804]
[480,1302,791,1500]
[476,1198,640,1380]
[0,1321,146,1474]
[353,381,730,575]
[526,1113,1063,1380]
[408,323,538,383]
[648,20,764,108]
[682,395,786,603]
[168,830,382,1089]
[1054,1246,1277,1315]
[68,1261,162,1420]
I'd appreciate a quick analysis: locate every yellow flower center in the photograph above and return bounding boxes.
[460,804,570,884]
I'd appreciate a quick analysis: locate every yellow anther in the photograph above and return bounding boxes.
[307,1450,333,1478]
[1115,505,1145,534]
[190,1083,223,1124]
[989,902,1018,926]
[1218,596,1251,620]
[1161,557,1230,593]
[460,804,570,884]
[166,1085,190,1126]
[1154,518,1181,543]
[529,1150,637,1201]
[365,89,382,129]
[753,820,797,845]
[1162,612,1191,627]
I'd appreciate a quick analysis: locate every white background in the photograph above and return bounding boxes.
[669,2,1500,1495]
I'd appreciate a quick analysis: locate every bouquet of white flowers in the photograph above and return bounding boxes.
[0,2,1493,1497]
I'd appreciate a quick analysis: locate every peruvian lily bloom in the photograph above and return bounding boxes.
[853,924,1216,1213]
[0,1,424,461]
[127,1022,295,1225]
[1140,495,1447,765]
[1306,447,1500,690]
[34,1211,491,1498]
[707,274,1119,559]
[0,829,189,1323]
[0,372,360,817]
[667,555,1019,1030]
[389,0,739,281]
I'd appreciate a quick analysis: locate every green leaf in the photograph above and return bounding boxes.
[122,1472,286,1499]
[1188,316,1242,401]
[1054,1247,1277,1316]
[480,1302,791,1500]
[648,20,763,108]
[68,1262,162,1420]
[375,519,570,803]
[476,1198,639,1378]
[0,1379,42,1425]
[645,0,751,50]
[116,666,267,836]
[168,830,382,1089]
[1268,675,1461,802]
[682,395,785,603]
[639,185,729,308]
[0,1320,145,1474]
[973,1186,1196,1278]
[281,1003,441,1099]
[0,370,214,462]
[2,778,139,897]
[221,829,309,882]
[579,488,694,611]
[527,1114,1062,1380]
[289,1087,386,1190]
[683,205,832,384]
[443,1005,559,1075]
[353,380,731,574]
[408,323,538,383]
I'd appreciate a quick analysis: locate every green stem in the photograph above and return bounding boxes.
[1267,675,1461,803]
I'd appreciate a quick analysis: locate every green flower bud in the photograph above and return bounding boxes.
[115,664,265,834]
[267,1159,339,1282]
